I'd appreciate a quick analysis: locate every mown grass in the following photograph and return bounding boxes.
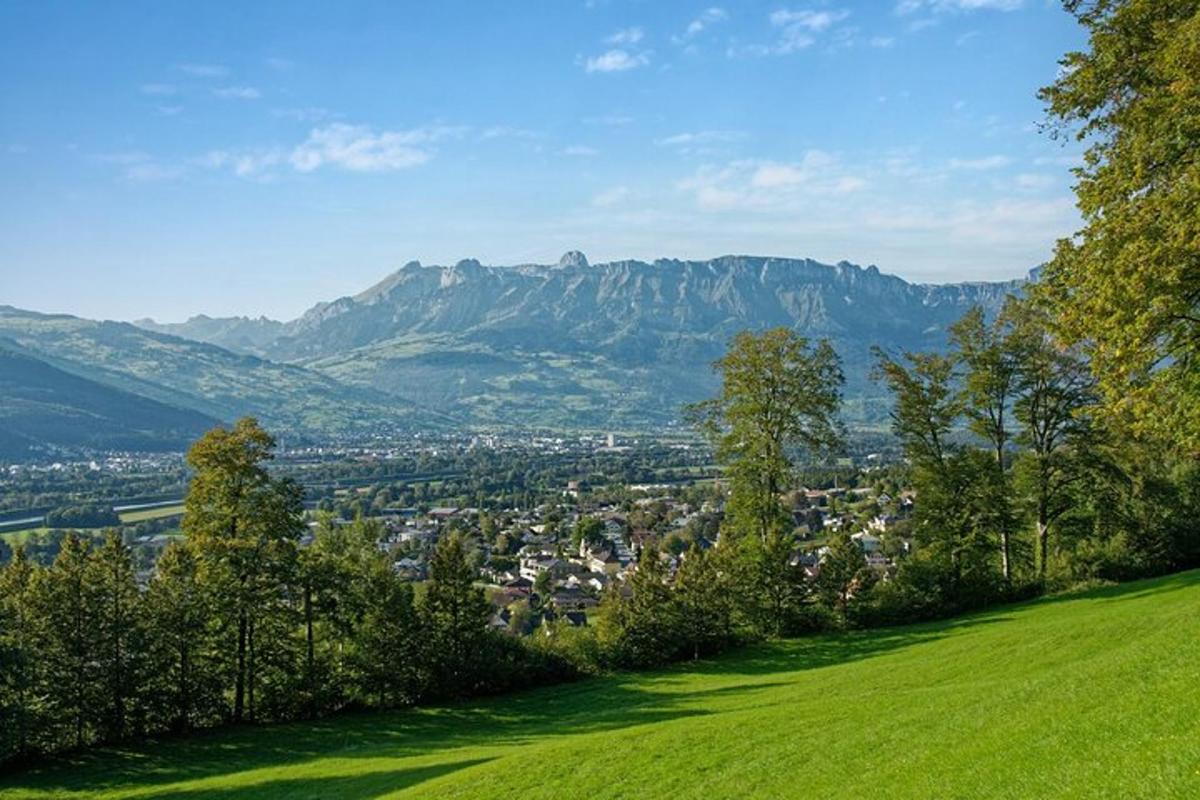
[117,504,185,524]
[2,571,1198,799]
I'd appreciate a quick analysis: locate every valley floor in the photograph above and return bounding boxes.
[3,571,1198,799]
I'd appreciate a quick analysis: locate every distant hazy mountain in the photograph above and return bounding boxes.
[0,306,449,445]
[135,314,284,357]
[133,254,1024,429]
[0,340,218,457]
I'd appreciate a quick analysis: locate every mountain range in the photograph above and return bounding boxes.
[2,254,1025,456]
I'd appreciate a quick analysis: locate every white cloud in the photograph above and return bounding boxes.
[605,27,644,45]
[584,49,650,73]
[656,130,745,147]
[896,0,1023,14]
[213,86,261,100]
[592,186,630,207]
[563,145,598,157]
[678,152,867,211]
[583,114,634,126]
[176,63,229,78]
[156,105,183,117]
[140,83,177,96]
[289,123,461,172]
[770,9,850,32]
[202,148,285,178]
[732,7,851,56]
[481,125,540,140]
[272,107,333,123]
[679,7,728,40]
[948,155,1012,170]
[869,36,895,48]
[95,152,183,182]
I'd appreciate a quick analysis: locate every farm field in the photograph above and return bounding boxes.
[2,570,1197,799]
[116,503,185,524]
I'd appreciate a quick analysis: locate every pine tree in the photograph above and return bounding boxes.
[35,534,100,750]
[89,531,146,742]
[145,541,219,733]
[351,559,421,707]
[818,533,865,616]
[420,533,491,698]
[0,549,43,761]
[673,545,733,659]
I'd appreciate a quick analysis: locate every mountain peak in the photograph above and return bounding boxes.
[558,250,589,269]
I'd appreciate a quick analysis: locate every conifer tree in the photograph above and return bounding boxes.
[89,531,146,742]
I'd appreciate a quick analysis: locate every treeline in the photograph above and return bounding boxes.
[868,300,1200,622]
[0,419,576,767]
[43,503,121,529]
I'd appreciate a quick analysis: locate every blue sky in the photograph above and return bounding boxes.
[0,0,1084,322]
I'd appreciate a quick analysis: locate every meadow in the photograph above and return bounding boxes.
[2,570,1197,800]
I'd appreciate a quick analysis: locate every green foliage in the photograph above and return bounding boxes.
[182,417,305,723]
[1038,0,1200,452]
[4,572,1199,799]
[420,533,493,699]
[688,327,843,546]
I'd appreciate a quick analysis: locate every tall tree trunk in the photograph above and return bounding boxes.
[995,441,1012,585]
[305,584,315,718]
[247,616,256,723]
[1037,514,1049,579]
[234,610,246,722]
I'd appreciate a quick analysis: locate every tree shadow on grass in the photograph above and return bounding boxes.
[2,679,727,796]
[8,569,1195,797]
[147,757,494,800]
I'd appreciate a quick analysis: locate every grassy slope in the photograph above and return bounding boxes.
[2,571,1198,800]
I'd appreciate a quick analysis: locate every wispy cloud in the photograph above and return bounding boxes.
[140,83,177,96]
[272,107,333,123]
[583,114,634,126]
[563,145,598,157]
[656,130,745,147]
[201,149,285,178]
[290,123,463,172]
[948,155,1012,170]
[592,186,630,207]
[676,7,728,42]
[95,151,184,182]
[584,49,650,73]
[678,151,866,211]
[869,36,896,48]
[731,7,851,56]
[896,0,1023,14]
[176,63,229,78]
[605,27,644,45]
[213,86,261,100]
[481,125,540,140]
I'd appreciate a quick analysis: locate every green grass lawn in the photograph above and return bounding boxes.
[117,504,185,524]
[3,571,1198,799]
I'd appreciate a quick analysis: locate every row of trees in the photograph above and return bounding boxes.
[0,419,568,766]
[873,299,1200,618]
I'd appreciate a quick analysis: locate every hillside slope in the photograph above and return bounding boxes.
[0,342,218,457]
[4,571,1196,799]
[137,254,1025,427]
[0,306,449,438]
